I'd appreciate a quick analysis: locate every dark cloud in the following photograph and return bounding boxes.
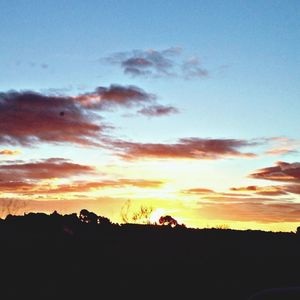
[249,161,300,182]
[109,138,258,160]
[0,85,171,147]
[0,90,103,146]
[106,47,208,79]
[137,105,179,117]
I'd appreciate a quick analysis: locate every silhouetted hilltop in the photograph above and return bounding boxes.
[1,210,300,300]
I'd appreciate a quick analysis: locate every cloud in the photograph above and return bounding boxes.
[230,185,288,196]
[249,161,300,182]
[181,57,209,79]
[137,105,179,117]
[265,137,300,156]
[44,179,162,194]
[182,183,300,222]
[106,47,208,79]
[0,90,103,147]
[0,158,164,195]
[109,138,258,160]
[182,188,215,194]
[75,84,156,110]
[0,85,173,147]
[0,178,163,195]
[245,162,300,197]
[191,185,300,223]
[0,158,95,182]
[0,149,21,156]
[230,160,300,198]
[283,184,300,195]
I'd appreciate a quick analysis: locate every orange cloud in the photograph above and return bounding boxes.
[230,185,287,196]
[0,149,20,155]
[0,157,165,196]
[182,188,215,194]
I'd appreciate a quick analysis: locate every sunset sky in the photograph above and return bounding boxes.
[1,0,300,231]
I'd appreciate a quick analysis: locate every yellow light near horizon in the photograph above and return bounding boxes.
[149,208,165,224]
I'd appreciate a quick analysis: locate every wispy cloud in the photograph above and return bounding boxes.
[197,201,300,223]
[106,47,208,79]
[0,158,95,181]
[182,188,215,194]
[137,105,179,117]
[265,137,300,156]
[108,138,258,160]
[182,183,300,223]
[0,178,163,195]
[230,185,288,196]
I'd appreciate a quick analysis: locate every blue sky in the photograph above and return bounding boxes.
[0,0,300,230]
[1,0,299,137]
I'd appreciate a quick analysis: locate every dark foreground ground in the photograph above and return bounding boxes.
[1,212,300,300]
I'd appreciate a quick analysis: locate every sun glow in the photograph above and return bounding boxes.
[149,208,165,224]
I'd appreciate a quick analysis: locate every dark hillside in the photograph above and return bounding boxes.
[1,212,300,300]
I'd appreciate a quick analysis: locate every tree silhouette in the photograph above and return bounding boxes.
[159,215,178,227]
[79,209,111,225]
[79,209,99,224]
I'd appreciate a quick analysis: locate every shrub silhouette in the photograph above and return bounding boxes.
[120,200,153,224]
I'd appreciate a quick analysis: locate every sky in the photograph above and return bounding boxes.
[0,0,300,231]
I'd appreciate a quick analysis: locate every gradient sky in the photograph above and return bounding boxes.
[1,0,300,231]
